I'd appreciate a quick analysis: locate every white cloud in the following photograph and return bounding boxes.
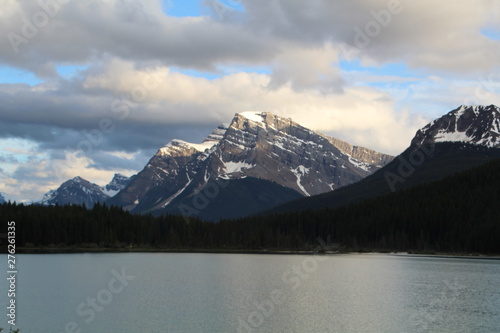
[268,43,343,93]
[2,0,500,201]
[0,148,137,202]
[79,58,423,154]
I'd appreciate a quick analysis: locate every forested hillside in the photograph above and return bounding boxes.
[2,159,500,254]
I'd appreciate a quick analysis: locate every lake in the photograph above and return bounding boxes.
[1,253,499,332]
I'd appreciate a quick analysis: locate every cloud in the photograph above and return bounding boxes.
[2,56,485,160]
[37,58,425,153]
[268,43,344,93]
[239,0,500,74]
[0,0,278,75]
[2,0,500,77]
[1,148,139,203]
[0,56,427,201]
[2,0,500,202]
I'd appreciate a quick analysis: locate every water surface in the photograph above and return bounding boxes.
[1,253,499,332]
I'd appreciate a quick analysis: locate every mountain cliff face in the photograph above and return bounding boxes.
[41,174,133,208]
[412,105,500,148]
[108,111,393,220]
[212,112,392,194]
[266,104,500,215]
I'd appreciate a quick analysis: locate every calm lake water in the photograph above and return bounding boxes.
[1,253,499,332]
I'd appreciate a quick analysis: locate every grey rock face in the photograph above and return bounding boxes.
[212,112,392,194]
[109,111,393,216]
[412,105,500,148]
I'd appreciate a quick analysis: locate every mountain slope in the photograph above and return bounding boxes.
[162,177,304,221]
[108,111,393,220]
[41,176,111,208]
[266,105,500,215]
[9,158,500,253]
[41,174,133,208]
[249,157,500,253]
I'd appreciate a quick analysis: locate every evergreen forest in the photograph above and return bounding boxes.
[2,159,500,254]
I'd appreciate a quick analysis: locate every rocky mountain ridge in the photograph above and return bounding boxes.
[108,111,393,219]
[266,104,500,215]
[40,173,133,208]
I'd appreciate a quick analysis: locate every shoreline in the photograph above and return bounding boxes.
[6,247,340,255]
[4,247,500,259]
[391,252,500,260]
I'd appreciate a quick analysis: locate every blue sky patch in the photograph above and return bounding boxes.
[339,60,420,79]
[481,28,500,40]
[57,65,89,80]
[0,66,43,86]
[163,0,203,17]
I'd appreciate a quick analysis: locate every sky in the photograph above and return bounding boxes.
[1,0,500,202]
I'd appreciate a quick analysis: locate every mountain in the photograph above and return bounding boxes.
[412,104,500,148]
[245,157,500,253]
[40,176,111,208]
[102,173,134,197]
[266,105,500,215]
[0,193,6,204]
[41,174,133,208]
[108,111,393,220]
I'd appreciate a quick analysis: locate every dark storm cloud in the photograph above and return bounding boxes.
[0,0,278,75]
[0,97,216,154]
[2,0,500,78]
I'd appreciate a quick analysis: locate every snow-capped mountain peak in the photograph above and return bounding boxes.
[102,173,134,197]
[40,177,109,208]
[413,104,500,148]
[158,124,230,157]
[109,111,393,219]
[40,174,134,208]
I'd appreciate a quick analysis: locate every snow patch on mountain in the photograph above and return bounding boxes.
[433,130,471,143]
[220,161,255,179]
[291,165,311,196]
[161,177,193,208]
[160,139,216,156]
[348,156,370,172]
[239,111,266,126]
[223,161,255,175]
[413,105,500,148]
[102,173,133,197]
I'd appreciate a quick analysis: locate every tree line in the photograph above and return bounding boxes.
[2,159,500,254]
